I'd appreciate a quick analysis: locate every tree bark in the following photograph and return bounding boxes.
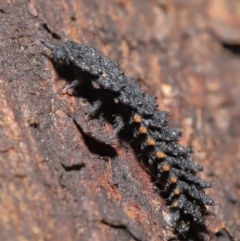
[0,0,240,240]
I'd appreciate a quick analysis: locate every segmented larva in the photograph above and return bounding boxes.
[43,40,214,235]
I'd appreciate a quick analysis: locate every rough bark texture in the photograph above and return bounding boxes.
[0,0,240,241]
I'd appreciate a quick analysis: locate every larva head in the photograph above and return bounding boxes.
[43,41,73,64]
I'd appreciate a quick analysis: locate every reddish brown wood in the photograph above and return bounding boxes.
[0,0,240,240]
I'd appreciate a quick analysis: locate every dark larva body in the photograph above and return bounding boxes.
[43,40,214,235]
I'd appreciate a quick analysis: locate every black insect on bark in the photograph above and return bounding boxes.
[43,40,214,236]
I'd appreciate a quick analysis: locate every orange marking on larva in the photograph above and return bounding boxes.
[162,164,170,172]
[147,138,156,146]
[133,114,142,123]
[170,176,178,184]
[114,98,119,104]
[102,72,108,78]
[139,126,147,134]
[156,151,165,159]
[173,188,180,195]
[172,201,178,208]
[92,81,100,89]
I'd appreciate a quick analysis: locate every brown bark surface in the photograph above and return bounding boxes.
[0,0,240,240]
